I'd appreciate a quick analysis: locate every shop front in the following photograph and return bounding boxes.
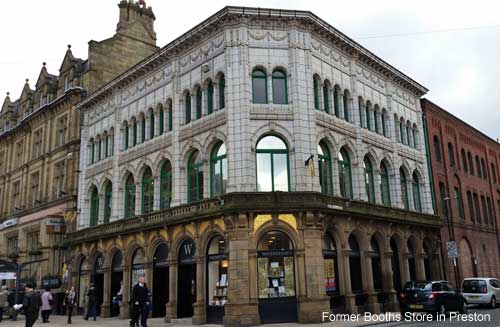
[178,239,196,318]
[130,249,146,292]
[110,251,123,317]
[257,230,297,324]
[152,244,169,318]
[206,235,228,324]
[323,233,343,312]
[93,254,104,316]
[78,258,90,314]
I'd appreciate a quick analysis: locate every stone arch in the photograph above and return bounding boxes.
[316,129,339,154]
[198,224,226,257]
[137,163,154,182]
[103,246,124,267]
[458,237,475,279]
[180,140,204,165]
[252,220,301,251]
[250,122,295,152]
[202,130,227,157]
[147,236,169,263]
[124,241,147,268]
[154,154,174,178]
[119,169,136,190]
[337,139,358,162]
[170,230,198,260]
[324,222,348,250]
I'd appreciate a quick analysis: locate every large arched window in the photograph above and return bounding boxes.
[131,248,146,293]
[359,98,365,128]
[149,111,155,140]
[207,80,214,115]
[210,142,227,196]
[400,168,409,209]
[461,149,468,172]
[159,106,164,135]
[333,87,340,117]
[324,233,340,295]
[364,156,375,203]
[371,236,383,290]
[313,78,320,110]
[272,69,288,104]
[124,124,129,150]
[195,87,202,119]
[374,108,380,134]
[348,234,362,293]
[448,143,455,166]
[481,158,487,180]
[412,125,418,149]
[160,161,172,209]
[365,103,371,130]
[343,90,350,121]
[412,172,422,212]
[141,167,154,214]
[380,162,391,206]
[185,92,191,124]
[476,155,482,178]
[167,101,173,132]
[252,69,268,104]
[104,182,112,224]
[132,119,138,146]
[323,83,330,113]
[338,148,352,198]
[188,150,203,203]
[381,112,387,137]
[318,142,333,194]
[256,135,290,192]
[90,185,99,227]
[219,74,225,110]
[124,174,135,218]
[406,122,412,147]
[141,117,146,143]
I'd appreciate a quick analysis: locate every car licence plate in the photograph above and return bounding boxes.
[410,304,424,309]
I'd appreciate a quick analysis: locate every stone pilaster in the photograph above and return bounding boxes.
[165,259,177,322]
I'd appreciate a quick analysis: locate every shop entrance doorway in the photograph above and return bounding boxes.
[152,244,169,318]
[177,239,196,318]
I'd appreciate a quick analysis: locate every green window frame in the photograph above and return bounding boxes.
[323,85,330,113]
[141,118,146,143]
[380,162,391,206]
[187,151,203,203]
[338,149,353,198]
[159,108,164,135]
[333,88,340,117]
[207,81,214,115]
[364,157,375,203]
[104,182,112,224]
[90,187,99,227]
[406,125,412,147]
[91,142,95,164]
[124,175,136,218]
[133,120,138,146]
[105,137,109,158]
[412,172,422,212]
[399,122,405,144]
[366,106,371,130]
[98,139,102,161]
[359,100,364,127]
[168,103,173,131]
[160,161,172,209]
[252,69,268,104]
[374,111,379,134]
[272,69,288,104]
[125,125,129,150]
[141,168,154,214]
[382,114,387,137]
[150,113,155,140]
[210,142,227,196]
[219,75,225,109]
[196,89,202,119]
[343,91,349,121]
[412,128,417,149]
[256,135,290,192]
[400,168,409,209]
[318,142,333,194]
[185,93,191,124]
[313,78,320,110]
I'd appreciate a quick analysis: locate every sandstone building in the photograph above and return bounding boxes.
[422,99,500,285]
[0,0,158,308]
[70,6,441,325]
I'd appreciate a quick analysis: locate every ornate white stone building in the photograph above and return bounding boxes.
[70,6,440,326]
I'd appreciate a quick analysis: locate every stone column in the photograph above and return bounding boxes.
[192,255,206,324]
[120,266,131,319]
[342,249,356,313]
[223,214,259,327]
[101,267,111,317]
[416,253,426,281]
[383,251,398,312]
[165,258,177,322]
[297,218,330,323]
[363,252,380,314]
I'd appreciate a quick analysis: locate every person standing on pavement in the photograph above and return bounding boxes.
[14,284,41,327]
[84,283,97,321]
[40,287,53,323]
[63,286,77,324]
[130,275,149,327]
[0,285,9,323]
[7,289,17,321]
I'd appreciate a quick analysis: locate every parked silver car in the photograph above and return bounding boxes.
[461,278,500,308]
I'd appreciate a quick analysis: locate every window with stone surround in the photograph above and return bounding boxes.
[32,128,43,159]
[272,69,288,104]
[29,172,40,206]
[188,150,204,203]
[252,69,268,104]
[7,236,18,256]
[412,172,422,212]
[207,80,214,115]
[53,160,66,198]
[380,162,391,206]
[12,181,21,210]
[185,92,192,124]
[210,142,227,196]
[90,185,99,226]
[15,140,24,168]
[343,90,350,122]
[334,87,340,118]
[56,114,68,147]
[160,161,172,209]
[318,142,333,195]
[218,74,225,110]
[256,135,289,192]
[400,168,409,210]
[124,174,136,218]
[141,167,154,214]
[338,148,352,199]
[104,181,112,224]
[195,86,202,119]
[433,136,441,162]
[364,156,375,203]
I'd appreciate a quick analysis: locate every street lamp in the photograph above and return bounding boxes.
[443,196,459,287]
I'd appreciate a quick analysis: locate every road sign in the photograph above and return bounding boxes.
[447,241,458,259]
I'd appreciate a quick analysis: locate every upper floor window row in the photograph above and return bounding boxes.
[395,116,420,150]
[313,75,351,123]
[252,68,288,105]
[359,97,390,138]
[184,74,226,125]
[88,128,114,166]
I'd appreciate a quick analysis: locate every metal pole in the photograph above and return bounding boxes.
[15,263,21,304]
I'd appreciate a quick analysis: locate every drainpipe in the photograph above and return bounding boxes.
[422,112,437,214]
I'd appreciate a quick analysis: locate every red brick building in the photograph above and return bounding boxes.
[422,99,500,285]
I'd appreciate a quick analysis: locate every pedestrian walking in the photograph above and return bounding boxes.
[84,283,97,321]
[7,289,17,321]
[40,287,53,323]
[0,286,9,322]
[13,283,41,327]
[130,275,149,327]
[63,286,77,324]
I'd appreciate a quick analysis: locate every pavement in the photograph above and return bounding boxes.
[1,307,499,327]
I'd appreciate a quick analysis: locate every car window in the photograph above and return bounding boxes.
[445,283,455,292]
[462,279,487,293]
[432,283,443,292]
[403,281,432,290]
[491,280,500,288]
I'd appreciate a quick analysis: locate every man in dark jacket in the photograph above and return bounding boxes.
[130,275,149,327]
[84,284,97,321]
[19,284,41,327]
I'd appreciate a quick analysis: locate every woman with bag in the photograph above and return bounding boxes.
[40,287,53,323]
[63,286,77,324]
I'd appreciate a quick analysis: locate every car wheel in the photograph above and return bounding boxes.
[491,297,496,309]
[459,301,468,314]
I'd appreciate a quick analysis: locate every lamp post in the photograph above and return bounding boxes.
[443,196,459,287]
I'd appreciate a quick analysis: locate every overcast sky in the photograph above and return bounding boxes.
[1,0,499,140]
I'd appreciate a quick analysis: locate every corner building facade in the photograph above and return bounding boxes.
[70,7,441,325]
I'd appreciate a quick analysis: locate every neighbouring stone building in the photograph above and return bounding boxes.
[0,0,158,309]
[422,99,500,285]
[68,6,442,325]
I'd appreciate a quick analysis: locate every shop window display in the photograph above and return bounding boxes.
[207,236,229,324]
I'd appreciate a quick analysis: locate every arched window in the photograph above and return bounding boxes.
[185,92,191,124]
[318,142,333,194]
[132,119,138,146]
[141,117,146,143]
[448,143,455,166]
[124,125,129,150]
[90,186,99,227]
[159,106,164,135]
[167,101,173,132]
[412,125,418,149]
[381,112,387,137]
[338,148,352,198]
[313,78,320,110]
[371,237,383,290]
[374,109,379,134]
[400,168,409,209]
[365,103,371,130]
[149,111,155,140]
[97,136,102,161]
[141,167,154,214]
[104,133,109,158]
[407,240,416,281]
[211,142,227,196]
[399,120,406,144]
[433,136,441,162]
[131,248,146,292]
[468,152,474,175]
[359,98,365,128]
[412,172,422,212]
[476,156,482,178]
[364,156,375,203]
[256,135,290,192]
[343,90,350,121]
[252,69,268,104]
[333,88,340,117]
[348,234,362,293]
[406,123,412,147]
[324,233,340,294]
[160,161,172,209]
[196,87,202,119]
[188,150,203,203]
[481,158,487,180]
[491,163,497,184]
[323,84,330,113]
[124,174,136,218]
[455,186,464,221]
[461,149,467,172]
[219,74,225,109]
[90,139,95,164]
[380,162,391,206]
[207,80,214,115]
[272,69,287,104]
[104,182,112,224]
